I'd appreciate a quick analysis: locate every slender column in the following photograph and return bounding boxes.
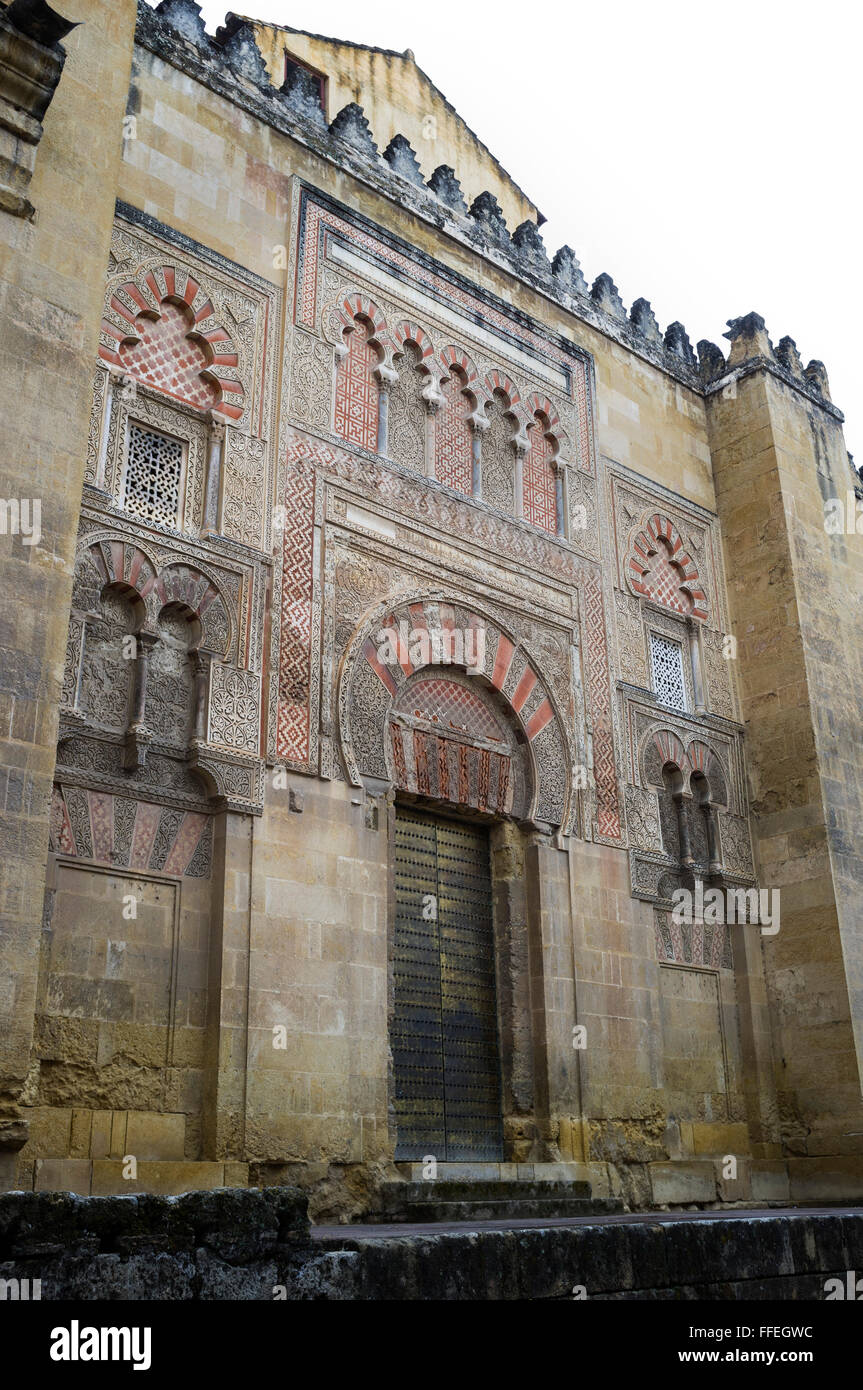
[470,416,488,499]
[425,398,439,478]
[472,434,481,497]
[123,631,156,770]
[421,374,444,478]
[675,793,694,869]
[130,634,152,727]
[203,417,226,534]
[466,400,490,501]
[95,367,118,490]
[191,649,211,745]
[377,381,389,455]
[102,371,136,499]
[332,339,348,437]
[688,619,707,714]
[514,441,527,521]
[705,804,722,874]
[555,462,566,538]
[374,363,397,456]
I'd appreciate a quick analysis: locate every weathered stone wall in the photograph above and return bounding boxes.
[241,776,390,1218]
[0,0,138,1183]
[704,322,863,1198]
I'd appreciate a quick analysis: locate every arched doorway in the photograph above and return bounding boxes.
[337,595,576,1165]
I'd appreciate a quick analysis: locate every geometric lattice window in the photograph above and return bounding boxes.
[124,423,183,528]
[649,632,687,712]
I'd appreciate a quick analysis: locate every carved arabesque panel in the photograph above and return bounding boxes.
[77,590,136,733]
[625,784,662,851]
[86,365,108,486]
[703,627,737,720]
[289,326,334,434]
[222,429,267,550]
[208,663,261,755]
[481,393,515,515]
[148,610,195,750]
[616,590,648,687]
[719,813,755,877]
[568,468,598,558]
[387,344,427,474]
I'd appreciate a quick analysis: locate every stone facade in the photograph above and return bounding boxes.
[0,1,861,1219]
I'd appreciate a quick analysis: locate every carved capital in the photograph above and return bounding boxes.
[123,723,152,772]
[110,371,137,405]
[469,410,490,434]
[373,362,399,391]
[421,379,444,412]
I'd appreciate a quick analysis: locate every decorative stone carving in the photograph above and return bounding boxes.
[49,782,213,878]
[188,745,264,813]
[703,627,736,720]
[482,392,516,514]
[568,468,598,557]
[469,191,510,249]
[222,429,267,550]
[382,134,424,187]
[615,590,648,687]
[289,328,334,433]
[625,784,662,851]
[103,388,209,536]
[551,245,587,297]
[280,59,326,125]
[102,213,279,441]
[654,907,732,970]
[329,102,378,157]
[76,590,136,733]
[719,813,755,877]
[387,343,427,474]
[427,165,467,214]
[208,663,261,754]
[147,609,195,750]
[625,512,708,620]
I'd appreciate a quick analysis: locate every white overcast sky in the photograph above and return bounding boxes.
[195,0,861,463]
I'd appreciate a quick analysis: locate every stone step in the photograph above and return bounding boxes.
[380,1179,593,1204]
[369,1178,622,1224]
[366,1197,621,1224]
[393,1161,583,1182]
